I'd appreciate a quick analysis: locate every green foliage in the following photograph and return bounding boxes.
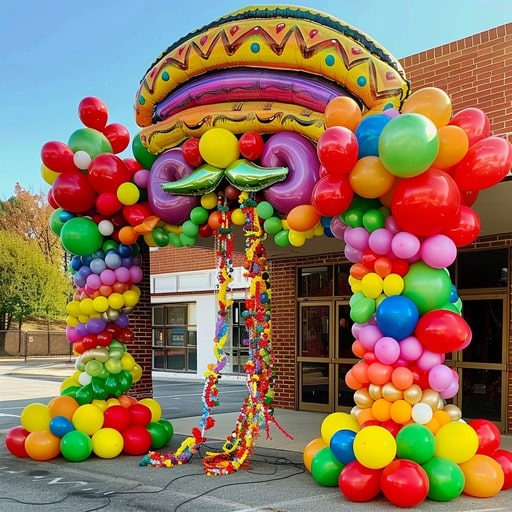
[0,230,72,330]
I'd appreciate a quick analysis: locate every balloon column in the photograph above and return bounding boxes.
[4,97,174,462]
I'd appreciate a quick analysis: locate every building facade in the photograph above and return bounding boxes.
[132,24,512,431]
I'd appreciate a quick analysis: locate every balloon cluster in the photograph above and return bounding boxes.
[303,88,512,506]
[5,395,173,462]
[304,412,512,506]
[4,97,171,462]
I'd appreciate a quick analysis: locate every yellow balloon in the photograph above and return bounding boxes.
[121,352,136,371]
[200,192,218,209]
[383,273,404,296]
[349,156,395,198]
[401,87,452,128]
[117,182,140,205]
[353,425,396,469]
[199,128,240,168]
[123,290,140,308]
[72,404,104,436]
[139,398,162,422]
[41,164,59,185]
[66,315,79,327]
[361,273,383,299]
[288,230,306,247]
[79,298,95,315]
[92,428,124,459]
[131,363,143,383]
[66,300,81,317]
[107,292,125,310]
[435,421,479,463]
[320,412,360,444]
[93,296,109,313]
[231,208,246,225]
[20,403,51,432]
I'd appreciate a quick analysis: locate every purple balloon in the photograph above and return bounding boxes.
[261,132,320,214]
[368,228,393,255]
[147,148,200,224]
[116,314,130,328]
[75,322,88,337]
[344,244,363,263]
[86,317,106,334]
[114,266,131,283]
[344,227,369,251]
[329,216,347,239]
[66,326,81,343]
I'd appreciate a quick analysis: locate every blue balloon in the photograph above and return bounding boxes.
[376,295,419,340]
[49,415,75,438]
[355,113,391,158]
[330,429,356,464]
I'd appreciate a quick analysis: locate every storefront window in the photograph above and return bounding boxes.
[152,303,197,372]
[456,249,508,289]
[298,266,333,297]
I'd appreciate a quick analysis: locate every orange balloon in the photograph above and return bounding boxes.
[48,395,80,420]
[390,399,412,424]
[372,398,392,422]
[345,368,364,390]
[424,416,441,435]
[303,437,328,473]
[356,407,376,426]
[401,87,452,128]
[25,430,61,461]
[286,205,321,232]
[460,454,505,497]
[325,96,362,132]
[349,156,395,198]
[432,125,469,169]
[351,339,366,359]
[391,367,414,390]
[367,362,393,386]
[118,225,138,245]
[351,361,370,384]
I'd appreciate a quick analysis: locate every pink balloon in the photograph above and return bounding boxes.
[86,273,101,290]
[114,266,131,283]
[100,269,116,286]
[428,364,453,392]
[368,228,393,255]
[359,325,383,350]
[133,169,150,188]
[385,215,400,234]
[439,377,459,399]
[344,244,363,263]
[66,326,81,343]
[330,216,347,239]
[374,336,400,365]
[420,234,457,269]
[391,231,420,260]
[417,349,444,372]
[399,335,423,361]
[129,265,143,283]
[344,227,370,251]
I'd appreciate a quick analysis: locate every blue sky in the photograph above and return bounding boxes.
[1,0,510,199]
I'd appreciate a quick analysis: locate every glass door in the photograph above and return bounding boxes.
[449,293,508,431]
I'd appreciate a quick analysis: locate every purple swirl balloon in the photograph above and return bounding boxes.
[261,132,320,214]
[147,148,200,224]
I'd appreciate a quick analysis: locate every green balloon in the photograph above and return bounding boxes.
[147,421,170,449]
[350,297,376,323]
[349,291,365,307]
[168,233,183,247]
[378,113,440,178]
[182,220,199,237]
[340,208,364,228]
[422,456,465,501]
[396,424,436,464]
[49,208,65,236]
[61,386,80,398]
[61,430,93,462]
[158,418,174,442]
[91,376,108,400]
[60,217,104,256]
[189,206,209,225]
[403,262,452,315]
[68,127,112,158]
[311,447,344,487]
[256,201,274,220]
[274,230,290,247]
[132,134,158,170]
[179,233,196,246]
[152,227,169,247]
[75,383,94,405]
[263,216,283,235]
[362,209,385,232]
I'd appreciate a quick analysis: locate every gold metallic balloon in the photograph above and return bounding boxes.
[382,382,403,402]
[421,389,441,410]
[350,405,362,420]
[368,384,382,401]
[354,389,374,409]
[443,404,462,421]
[404,384,422,405]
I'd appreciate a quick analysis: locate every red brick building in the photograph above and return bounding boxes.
[132,23,512,431]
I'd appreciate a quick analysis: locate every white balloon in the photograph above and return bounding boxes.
[73,150,92,169]
[98,219,114,236]
[411,402,433,424]
[78,371,92,386]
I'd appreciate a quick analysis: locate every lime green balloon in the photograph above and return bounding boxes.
[49,208,65,236]
[181,220,199,237]
[179,233,196,246]
[263,216,282,235]
[256,201,274,220]
[396,424,436,464]
[132,134,158,169]
[423,456,465,501]
[350,297,376,323]
[60,217,104,256]
[68,128,112,158]
[403,262,452,315]
[274,230,290,247]
[168,233,183,247]
[349,291,365,307]
[378,113,439,178]
[362,209,385,232]
[189,206,209,225]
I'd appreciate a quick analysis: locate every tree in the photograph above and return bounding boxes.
[0,230,73,354]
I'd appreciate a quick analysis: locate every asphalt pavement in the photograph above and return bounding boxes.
[1,359,512,511]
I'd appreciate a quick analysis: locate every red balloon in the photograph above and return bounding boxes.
[96,192,123,216]
[123,158,144,176]
[123,202,152,226]
[380,459,429,507]
[317,126,359,175]
[239,132,265,160]
[494,449,512,489]
[5,426,30,457]
[391,168,461,237]
[52,169,97,213]
[47,188,59,209]
[102,123,131,154]
[311,174,354,217]
[96,331,113,347]
[441,205,481,247]
[453,136,512,191]
[87,154,131,194]
[78,97,109,130]
[449,107,490,147]
[129,404,152,427]
[117,327,135,342]
[103,405,132,431]
[41,140,78,173]
[199,223,213,237]
[469,419,501,456]
[415,309,472,353]
[181,137,203,167]
[122,425,153,455]
[460,189,479,206]
[338,460,382,502]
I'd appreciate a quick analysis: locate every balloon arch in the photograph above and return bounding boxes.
[5,4,512,506]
